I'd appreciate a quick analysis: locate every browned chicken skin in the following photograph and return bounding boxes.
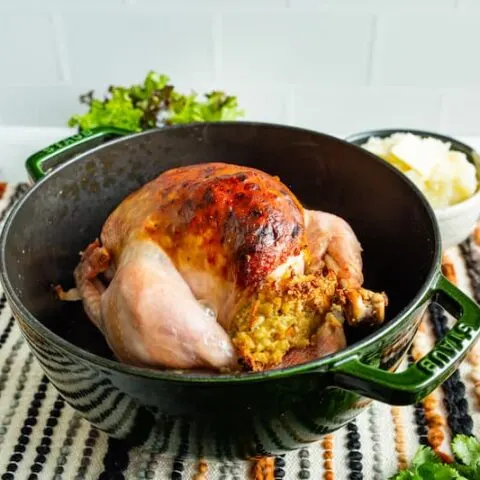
[102,162,306,291]
[59,163,387,372]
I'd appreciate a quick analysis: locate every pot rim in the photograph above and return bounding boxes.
[0,121,442,384]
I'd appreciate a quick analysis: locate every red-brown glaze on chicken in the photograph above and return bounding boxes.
[101,163,306,289]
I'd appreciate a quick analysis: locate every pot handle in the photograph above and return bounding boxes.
[331,274,480,405]
[25,126,132,182]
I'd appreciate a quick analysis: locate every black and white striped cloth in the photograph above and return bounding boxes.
[0,183,479,480]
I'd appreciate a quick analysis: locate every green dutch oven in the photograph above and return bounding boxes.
[1,122,479,458]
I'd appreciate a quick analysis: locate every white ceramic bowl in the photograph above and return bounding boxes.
[436,185,480,249]
[345,129,480,250]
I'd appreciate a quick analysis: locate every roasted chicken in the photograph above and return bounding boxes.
[58,163,387,372]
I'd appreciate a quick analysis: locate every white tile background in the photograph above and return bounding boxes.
[0,0,479,136]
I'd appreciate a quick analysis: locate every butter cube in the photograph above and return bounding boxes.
[449,151,478,203]
[391,134,449,178]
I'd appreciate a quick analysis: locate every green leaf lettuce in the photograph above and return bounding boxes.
[68,71,244,132]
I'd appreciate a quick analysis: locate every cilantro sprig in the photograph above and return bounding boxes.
[391,435,480,479]
[68,71,244,132]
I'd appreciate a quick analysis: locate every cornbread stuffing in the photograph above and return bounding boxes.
[231,269,339,370]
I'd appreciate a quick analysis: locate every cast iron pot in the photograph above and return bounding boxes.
[1,122,479,458]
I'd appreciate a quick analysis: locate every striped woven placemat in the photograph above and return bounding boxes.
[0,182,479,480]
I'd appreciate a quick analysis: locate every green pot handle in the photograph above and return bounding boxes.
[332,274,480,405]
[25,126,133,183]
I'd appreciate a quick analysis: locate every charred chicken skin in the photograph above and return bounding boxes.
[59,163,387,372]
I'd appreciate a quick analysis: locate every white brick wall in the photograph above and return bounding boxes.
[0,0,479,136]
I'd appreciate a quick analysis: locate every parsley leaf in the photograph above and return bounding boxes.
[417,463,467,479]
[412,446,441,467]
[452,434,480,467]
[390,435,480,480]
